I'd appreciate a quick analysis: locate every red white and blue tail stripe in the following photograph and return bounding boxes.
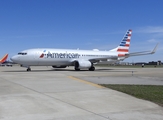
[117,29,132,57]
[110,29,132,58]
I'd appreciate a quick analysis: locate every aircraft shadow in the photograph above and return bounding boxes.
[2,68,136,73]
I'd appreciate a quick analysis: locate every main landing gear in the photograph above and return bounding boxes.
[75,67,80,71]
[74,65,95,71]
[74,66,95,71]
[89,66,95,71]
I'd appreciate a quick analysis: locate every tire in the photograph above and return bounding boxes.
[27,68,31,71]
[75,67,80,71]
[89,66,95,71]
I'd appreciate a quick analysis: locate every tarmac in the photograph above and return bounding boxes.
[0,66,163,120]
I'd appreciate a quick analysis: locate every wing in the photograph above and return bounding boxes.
[89,56,118,63]
[126,43,158,57]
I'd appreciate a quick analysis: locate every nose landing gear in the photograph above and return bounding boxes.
[27,67,31,71]
[20,65,31,71]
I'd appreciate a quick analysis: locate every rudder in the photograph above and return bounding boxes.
[110,29,132,58]
[117,29,132,57]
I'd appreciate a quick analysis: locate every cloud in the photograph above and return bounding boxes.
[15,34,53,39]
[136,26,163,33]
[135,26,163,43]
[147,39,159,43]
[85,42,93,45]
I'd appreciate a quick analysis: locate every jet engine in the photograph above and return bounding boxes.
[74,60,92,69]
[52,65,67,68]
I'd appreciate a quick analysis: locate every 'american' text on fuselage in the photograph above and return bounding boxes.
[45,52,80,59]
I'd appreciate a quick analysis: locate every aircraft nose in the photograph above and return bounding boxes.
[10,55,19,62]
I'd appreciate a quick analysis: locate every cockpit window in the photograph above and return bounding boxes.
[18,52,27,55]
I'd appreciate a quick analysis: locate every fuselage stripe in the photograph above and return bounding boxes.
[117,49,129,52]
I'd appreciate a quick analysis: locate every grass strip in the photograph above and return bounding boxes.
[96,65,163,68]
[100,84,163,107]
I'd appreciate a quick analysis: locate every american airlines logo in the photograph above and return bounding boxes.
[40,51,80,59]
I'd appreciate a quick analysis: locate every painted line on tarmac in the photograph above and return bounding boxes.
[68,76,105,88]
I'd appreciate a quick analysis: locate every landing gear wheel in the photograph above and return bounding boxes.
[75,67,80,71]
[27,68,31,71]
[89,66,95,71]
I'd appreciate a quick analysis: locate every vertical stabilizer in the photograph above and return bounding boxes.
[0,54,8,63]
[110,29,132,58]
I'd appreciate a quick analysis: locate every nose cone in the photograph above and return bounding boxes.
[10,55,19,63]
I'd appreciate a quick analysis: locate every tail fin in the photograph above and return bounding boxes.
[0,54,8,63]
[110,29,132,57]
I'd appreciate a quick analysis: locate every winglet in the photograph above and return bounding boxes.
[151,43,159,54]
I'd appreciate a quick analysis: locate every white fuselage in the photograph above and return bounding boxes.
[11,48,119,66]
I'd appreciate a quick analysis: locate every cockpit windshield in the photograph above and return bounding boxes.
[18,52,27,55]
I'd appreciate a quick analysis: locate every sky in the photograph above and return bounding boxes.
[0,0,163,63]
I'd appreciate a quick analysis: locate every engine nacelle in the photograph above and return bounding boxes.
[52,65,67,68]
[75,60,92,69]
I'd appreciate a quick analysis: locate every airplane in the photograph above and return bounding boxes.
[10,29,158,71]
[2,60,14,67]
[0,54,9,66]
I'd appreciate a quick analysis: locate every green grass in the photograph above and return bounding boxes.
[95,64,163,68]
[100,84,163,106]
